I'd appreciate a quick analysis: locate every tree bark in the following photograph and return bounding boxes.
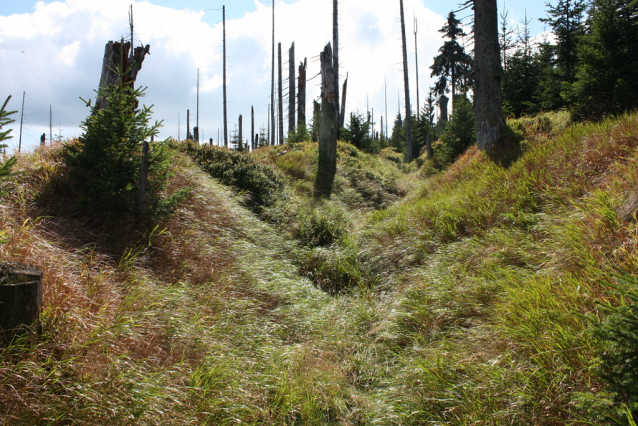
[278,42,284,145]
[399,0,413,162]
[339,73,348,130]
[223,6,229,148]
[473,0,505,154]
[333,0,340,130]
[315,43,338,198]
[0,263,42,342]
[288,43,296,135]
[271,1,276,146]
[251,105,255,150]
[312,100,320,142]
[298,58,307,128]
[238,114,243,151]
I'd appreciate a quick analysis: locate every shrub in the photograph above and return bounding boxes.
[180,141,287,210]
[64,66,175,220]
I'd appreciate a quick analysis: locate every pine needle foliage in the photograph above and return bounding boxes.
[0,96,18,184]
[64,67,173,220]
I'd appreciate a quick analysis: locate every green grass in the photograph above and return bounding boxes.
[1,112,638,424]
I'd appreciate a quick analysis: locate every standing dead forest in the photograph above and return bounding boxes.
[2,0,638,424]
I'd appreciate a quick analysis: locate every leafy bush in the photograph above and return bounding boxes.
[180,141,287,210]
[64,67,175,220]
[596,271,638,419]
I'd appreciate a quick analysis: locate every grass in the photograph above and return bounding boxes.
[0,110,637,424]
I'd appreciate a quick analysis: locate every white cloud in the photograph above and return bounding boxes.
[1,0,451,150]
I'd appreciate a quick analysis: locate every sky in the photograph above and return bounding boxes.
[0,0,556,151]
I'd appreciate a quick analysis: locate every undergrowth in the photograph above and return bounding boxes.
[1,110,638,424]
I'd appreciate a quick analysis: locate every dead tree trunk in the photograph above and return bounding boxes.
[439,95,449,122]
[238,114,243,151]
[187,109,191,140]
[426,133,433,159]
[333,0,340,131]
[223,6,229,148]
[288,42,296,135]
[278,42,284,144]
[298,58,307,128]
[339,73,348,130]
[96,40,150,111]
[474,0,505,154]
[414,16,420,119]
[312,100,320,142]
[0,263,43,343]
[251,105,255,150]
[399,0,413,162]
[271,1,276,145]
[315,43,338,198]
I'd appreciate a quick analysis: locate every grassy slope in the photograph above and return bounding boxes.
[0,112,637,424]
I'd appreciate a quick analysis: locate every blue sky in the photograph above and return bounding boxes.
[0,0,557,151]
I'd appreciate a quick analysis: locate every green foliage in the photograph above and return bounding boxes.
[180,141,288,211]
[342,112,381,153]
[571,0,638,119]
[295,203,347,247]
[64,68,175,220]
[287,122,310,143]
[435,95,475,166]
[0,96,18,185]
[430,12,473,98]
[596,271,638,418]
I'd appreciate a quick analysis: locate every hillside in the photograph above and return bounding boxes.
[1,111,638,424]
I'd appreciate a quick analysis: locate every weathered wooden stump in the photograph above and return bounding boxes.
[0,263,43,344]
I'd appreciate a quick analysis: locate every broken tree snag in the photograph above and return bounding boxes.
[473,0,505,155]
[439,95,449,123]
[315,43,338,198]
[339,73,348,130]
[95,40,150,110]
[0,263,43,344]
[289,42,296,135]
[298,58,307,127]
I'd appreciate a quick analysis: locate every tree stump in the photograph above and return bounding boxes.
[96,40,150,111]
[0,263,43,343]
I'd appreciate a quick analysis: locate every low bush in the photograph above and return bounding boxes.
[179,141,288,211]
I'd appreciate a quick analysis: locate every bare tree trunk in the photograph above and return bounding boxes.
[399,0,413,162]
[251,105,255,150]
[426,133,433,159]
[298,58,307,128]
[288,43,296,135]
[414,15,420,119]
[271,1,276,146]
[439,95,449,122]
[339,73,348,130]
[187,109,191,140]
[238,114,243,151]
[474,0,505,154]
[223,6,228,148]
[312,100,320,142]
[316,43,338,198]
[278,42,284,145]
[333,0,340,131]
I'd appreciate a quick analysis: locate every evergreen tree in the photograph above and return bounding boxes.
[0,96,18,186]
[343,112,374,152]
[571,0,638,119]
[430,12,473,111]
[65,67,173,219]
[539,0,588,85]
[389,113,405,154]
[436,95,475,166]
